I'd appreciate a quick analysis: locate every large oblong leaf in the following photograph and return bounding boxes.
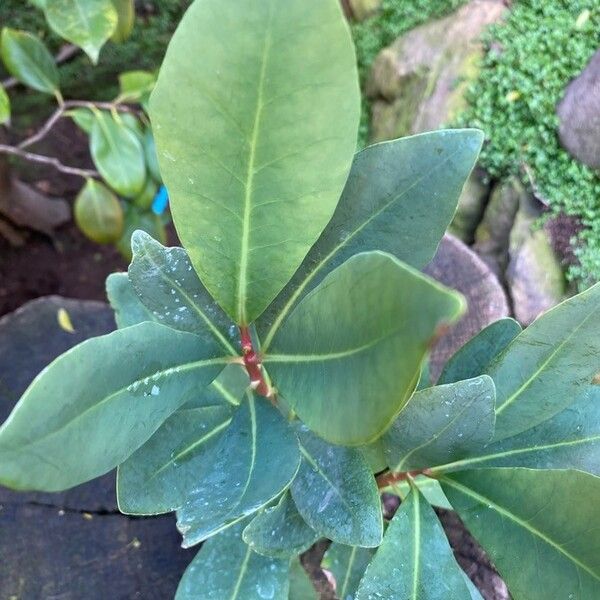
[242,491,319,559]
[176,394,300,547]
[128,230,236,354]
[0,322,228,492]
[356,487,474,600]
[44,0,117,63]
[486,282,600,440]
[90,111,146,198]
[290,426,383,548]
[175,521,290,600]
[117,364,248,515]
[441,469,600,600]
[0,28,59,95]
[106,272,156,329]
[384,376,496,472]
[438,318,522,385]
[266,252,465,445]
[260,130,484,347]
[150,0,360,325]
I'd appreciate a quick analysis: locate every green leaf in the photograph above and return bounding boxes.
[0,322,228,491]
[289,559,318,600]
[356,487,474,600]
[431,387,600,475]
[259,130,483,347]
[128,230,236,354]
[110,0,135,43]
[383,376,496,472]
[290,426,383,547]
[0,84,10,124]
[150,0,360,325]
[266,252,465,445]
[486,282,600,441]
[438,318,522,385]
[116,204,166,261]
[74,178,124,244]
[117,365,248,515]
[118,69,155,102]
[386,475,453,510]
[322,544,375,600]
[105,272,155,328]
[0,28,59,95]
[67,107,94,133]
[90,110,146,197]
[360,439,388,473]
[132,178,157,211]
[143,127,161,182]
[242,491,319,559]
[176,394,300,547]
[175,521,290,600]
[441,469,600,600]
[44,0,118,64]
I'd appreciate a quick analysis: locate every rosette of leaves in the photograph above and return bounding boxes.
[1,1,599,598]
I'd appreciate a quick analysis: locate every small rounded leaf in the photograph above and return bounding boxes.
[0,85,10,125]
[74,179,124,244]
[0,28,59,95]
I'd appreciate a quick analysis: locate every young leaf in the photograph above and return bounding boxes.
[67,107,95,133]
[438,318,522,385]
[0,322,229,491]
[117,365,249,515]
[175,521,290,600]
[44,0,118,64]
[431,387,600,475]
[128,230,236,354]
[242,491,320,559]
[486,282,600,440]
[383,376,496,472]
[0,84,10,124]
[150,0,360,325]
[259,130,484,347]
[118,69,155,102]
[265,252,465,445]
[289,559,318,600]
[356,487,474,600]
[110,0,135,43]
[74,178,124,244]
[441,469,600,600]
[322,544,375,600]
[387,476,452,510]
[290,426,383,548]
[0,28,59,96]
[106,272,155,328]
[176,394,300,547]
[90,111,146,197]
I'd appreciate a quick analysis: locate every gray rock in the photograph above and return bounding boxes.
[448,168,490,244]
[367,0,507,141]
[557,49,600,169]
[348,0,381,21]
[425,234,510,382]
[506,196,566,325]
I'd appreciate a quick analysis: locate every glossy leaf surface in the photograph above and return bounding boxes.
[74,178,124,244]
[356,487,474,600]
[441,469,600,600]
[0,28,59,95]
[290,427,382,547]
[128,230,235,354]
[90,111,146,197]
[242,492,319,559]
[44,0,117,63]
[0,323,227,491]
[384,376,495,472]
[176,395,300,547]
[486,283,600,440]
[105,272,155,328]
[260,130,483,346]
[175,521,290,600]
[150,0,360,324]
[266,252,465,445]
[117,365,248,514]
[438,318,521,385]
[322,544,375,600]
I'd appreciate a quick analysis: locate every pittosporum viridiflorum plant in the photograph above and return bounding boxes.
[2,1,600,598]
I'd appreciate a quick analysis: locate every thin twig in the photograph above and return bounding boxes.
[0,144,99,178]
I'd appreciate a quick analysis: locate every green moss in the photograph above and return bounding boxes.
[454,0,600,286]
[351,0,467,145]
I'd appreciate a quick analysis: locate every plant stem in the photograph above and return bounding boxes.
[239,326,274,399]
[376,469,433,489]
